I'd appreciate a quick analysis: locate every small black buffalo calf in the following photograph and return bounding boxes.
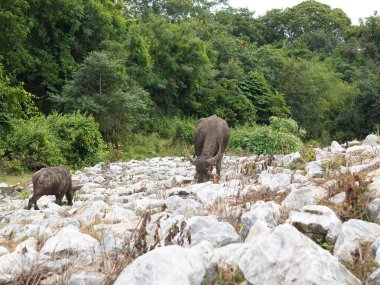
[27,166,75,210]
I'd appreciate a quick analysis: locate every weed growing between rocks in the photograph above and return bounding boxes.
[15,261,48,285]
[287,146,316,171]
[242,187,288,205]
[342,241,378,283]
[127,211,151,258]
[320,173,374,222]
[98,235,131,284]
[14,189,31,200]
[321,155,346,174]
[202,265,247,285]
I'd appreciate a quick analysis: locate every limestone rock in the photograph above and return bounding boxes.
[240,201,280,240]
[220,224,360,285]
[287,205,342,243]
[282,186,328,210]
[41,226,99,256]
[185,216,239,247]
[114,245,206,285]
[334,219,380,263]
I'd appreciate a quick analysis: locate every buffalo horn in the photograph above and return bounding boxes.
[207,143,222,164]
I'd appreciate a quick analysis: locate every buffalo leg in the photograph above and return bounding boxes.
[216,158,222,175]
[55,192,65,205]
[65,191,73,206]
[27,194,42,210]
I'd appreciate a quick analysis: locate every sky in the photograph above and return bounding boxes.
[228,0,379,25]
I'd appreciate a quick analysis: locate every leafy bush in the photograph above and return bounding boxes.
[147,116,177,139]
[269,116,306,138]
[123,133,162,160]
[0,64,39,135]
[51,51,152,143]
[230,117,305,154]
[5,117,66,170]
[3,113,104,172]
[287,146,316,170]
[174,118,195,145]
[46,112,105,169]
[144,116,196,145]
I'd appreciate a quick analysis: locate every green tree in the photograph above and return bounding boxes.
[1,0,127,112]
[137,15,214,113]
[194,77,257,127]
[214,8,263,43]
[286,0,351,40]
[256,0,350,49]
[51,51,151,143]
[352,70,380,137]
[124,0,227,21]
[0,0,33,74]
[238,71,290,124]
[0,64,38,134]
[277,58,356,140]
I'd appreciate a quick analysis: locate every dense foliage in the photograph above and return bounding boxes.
[1,0,380,171]
[1,113,104,172]
[230,117,304,154]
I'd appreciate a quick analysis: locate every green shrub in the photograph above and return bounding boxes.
[269,116,306,138]
[4,113,104,172]
[300,146,316,162]
[15,189,31,200]
[230,125,303,155]
[287,146,316,170]
[6,117,66,170]
[123,133,161,160]
[46,112,105,169]
[174,118,195,145]
[147,116,177,139]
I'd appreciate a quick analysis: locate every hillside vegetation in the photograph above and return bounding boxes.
[1,0,380,171]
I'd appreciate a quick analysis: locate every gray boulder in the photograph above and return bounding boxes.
[282,186,328,210]
[240,201,280,240]
[68,271,106,285]
[287,205,342,243]
[185,216,239,247]
[221,224,360,285]
[334,219,380,263]
[41,226,99,256]
[363,134,379,146]
[114,245,206,285]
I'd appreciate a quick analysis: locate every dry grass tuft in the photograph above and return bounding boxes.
[342,241,378,283]
[203,265,247,285]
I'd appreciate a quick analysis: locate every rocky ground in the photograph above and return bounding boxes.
[2,135,380,284]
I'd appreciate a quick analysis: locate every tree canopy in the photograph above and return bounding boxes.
[1,0,380,144]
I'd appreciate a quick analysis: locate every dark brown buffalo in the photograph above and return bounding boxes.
[189,115,230,183]
[27,167,74,210]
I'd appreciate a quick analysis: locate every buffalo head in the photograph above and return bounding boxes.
[189,144,222,183]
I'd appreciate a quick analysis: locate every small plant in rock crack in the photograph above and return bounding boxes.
[341,173,373,222]
[322,155,346,174]
[124,211,155,260]
[14,189,31,200]
[342,241,378,284]
[315,237,334,253]
[202,265,247,285]
[320,173,373,222]
[242,187,288,205]
[287,146,316,171]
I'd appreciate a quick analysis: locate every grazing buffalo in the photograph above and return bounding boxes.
[27,167,74,210]
[188,115,230,183]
